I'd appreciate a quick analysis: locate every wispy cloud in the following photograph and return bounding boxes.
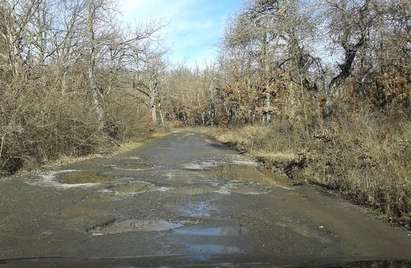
[118,0,242,67]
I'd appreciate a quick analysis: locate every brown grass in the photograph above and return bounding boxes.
[200,117,411,228]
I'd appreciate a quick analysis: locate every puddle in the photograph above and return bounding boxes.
[182,158,258,171]
[182,158,292,190]
[107,181,154,195]
[214,181,272,195]
[206,164,269,182]
[182,160,222,171]
[206,164,292,190]
[121,157,141,160]
[178,200,217,218]
[230,159,259,166]
[175,226,246,237]
[171,185,217,195]
[89,219,183,235]
[100,180,170,196]
[113,158,154,171]
[187,244,242,255]
[275,221,333,244]
[59,171,112,184]
[28,170,101,189]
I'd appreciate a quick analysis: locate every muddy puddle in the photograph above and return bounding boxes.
[182,160,221,171]
[170,185,217,195]
[104,181,155,196]
[208,164,292,190]
[112,157,154,171]
[215,181,272,195]
[174,225,246,237]
[28,170,104,189]
[166,180,272,196]
[207,164,270,183]
[89,219,184,236]
[178,200,218,218]
[186,244,242,255]
[59,171,112,184]
[182,159,292,190]
[275,220,334,244]
[182,158,259,171]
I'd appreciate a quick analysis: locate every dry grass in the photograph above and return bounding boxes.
[0,77,152,176]
[201,117,411,228]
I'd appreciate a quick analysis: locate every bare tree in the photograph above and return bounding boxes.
[133,49,166,125]
[0,0,42,76]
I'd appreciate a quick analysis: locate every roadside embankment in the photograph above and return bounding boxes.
[194,121,411,229]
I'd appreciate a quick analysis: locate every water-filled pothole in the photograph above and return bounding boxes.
[178,200,218,218]
[59,171,112,184]
[171,186,217,195]
[174,226,246,237]
[89,219,183,236]
[206,164,270,182]
[182,160,222,171]
[187,244,242,255]
[206,164,292,189]
[112,158,154,171]
[215,181,272,195]
[107,181,154,195]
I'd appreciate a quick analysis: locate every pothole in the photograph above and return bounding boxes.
[215,181,272,195]
[28,170,102,189]
[178,200,218,218]
[171,185,218,195]
[58,171,112,184]
[188,244,243,255]
[205,164,292,189]
[89,219,184,236]
[107,181,154,195]
[182,160,222,171]
[182,158,259,171]
[205,164,270,182]
[112,159,154,171]
[174,226,246,237]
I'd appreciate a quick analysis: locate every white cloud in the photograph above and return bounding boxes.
[117,0,238,67]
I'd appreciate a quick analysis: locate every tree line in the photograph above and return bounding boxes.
[162,0,409,126]
[0,0,164,174]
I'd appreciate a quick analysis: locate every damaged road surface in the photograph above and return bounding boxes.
[0,131,410,267]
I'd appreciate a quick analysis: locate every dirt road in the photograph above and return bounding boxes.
[0,131,410,267]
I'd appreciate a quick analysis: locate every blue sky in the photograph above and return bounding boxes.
[119,0,244,67]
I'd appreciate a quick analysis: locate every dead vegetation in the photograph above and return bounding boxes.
[201,115,410,227]
[0,0,163,175]
[161,0,410,226]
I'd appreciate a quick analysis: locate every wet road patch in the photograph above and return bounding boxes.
[171,185,217,195]
[178,200,218,218]
[88,219,184,236]
[214,181,272,195]
[174,225,246,237]
[206,164,271,183]
[182,160,222,171]
[186,244,242,255]
[106,181,155,195]
[112,157,154,171]
[59,171,112,184]
[27,170,102,189]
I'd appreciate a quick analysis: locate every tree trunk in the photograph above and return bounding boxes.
[151,104,157,125]
[87,0,104,129]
